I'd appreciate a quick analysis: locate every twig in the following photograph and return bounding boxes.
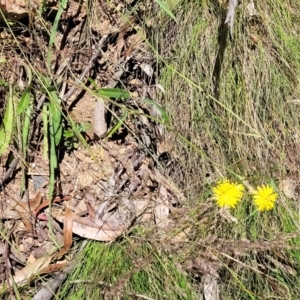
[62,35,108,102]
[0,157,20,188]
[31,272,68,300]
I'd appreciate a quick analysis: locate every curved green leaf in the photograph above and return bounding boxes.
[17,88,31,114]
[142,98,169,122]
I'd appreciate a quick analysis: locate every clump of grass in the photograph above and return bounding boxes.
[158,0,300,196]
[179,178,300,299]
[143,1,300,297]
[58,236,197,299]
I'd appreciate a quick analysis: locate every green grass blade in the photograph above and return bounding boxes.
[17,87,31,114]
[97,88,130,99]
[47,0,68,69]
[142,98,169,122]
[48,91,62,147]
[0,86,14,155]
[105,113,128,138]
[154,0,177,22]
[42,104,49,160]
[22,102,33,155]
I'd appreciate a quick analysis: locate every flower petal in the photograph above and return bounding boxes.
[253,184,277,211]
[213,179,244,208]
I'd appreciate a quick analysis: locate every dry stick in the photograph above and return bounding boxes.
[0,157,20,188]
[62,35,108,102]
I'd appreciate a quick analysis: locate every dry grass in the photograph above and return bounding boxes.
[2,0,300,299]
[159,0,300,197]
[54,1,300,299]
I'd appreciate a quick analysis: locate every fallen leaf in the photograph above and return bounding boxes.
[280,179,297,200]
[55,208,74,258]
[51,208,125,241]
[154,186,170,228]
[140,63,154,77]
[219,207,238,223]
[39,262,66,275]
[27,253,36,264]
[9,255,52,286]
[93,98,107,138]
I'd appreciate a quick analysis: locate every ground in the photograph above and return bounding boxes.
[1,0,300,299]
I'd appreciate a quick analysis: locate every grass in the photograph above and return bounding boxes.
[158,0,300,196]
[1,0,300,299]
[152,1,300,298]
[57,236,197,299]
[44,0,300,298]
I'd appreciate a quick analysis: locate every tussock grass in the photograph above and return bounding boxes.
[159,0,300,196]
[58,236,197,299]
[151,0,300,298]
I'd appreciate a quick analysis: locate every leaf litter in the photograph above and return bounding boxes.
[1,0,299,298]
[0,0,186,294]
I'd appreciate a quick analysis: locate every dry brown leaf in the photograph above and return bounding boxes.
[17,210,33,232]
[219,207,238,224]
[140,63,154,78]
[27,253,36,264]
[11,245,27,264]
[63,208,74,250]
[93,98,107,137]
[55,208,74,259]
[131,27,146,49]
[280,179,297,200]
[129,78,143,87]
[68,221,123,241]
[0,209,20,219]
[114,15,138,60]
[39,262,66,275]
[115,35,125,61]
[29,191,44,211]
[242,180,256,194]
[52,207,125,241]
[0,0,28,21]
[8,255,52,287]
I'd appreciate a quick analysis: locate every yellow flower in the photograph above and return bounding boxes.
[253,184,277,211]
[213,179,244,208]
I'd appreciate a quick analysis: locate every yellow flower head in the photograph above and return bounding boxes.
[213,179,244,208]
[253,184,277,211]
